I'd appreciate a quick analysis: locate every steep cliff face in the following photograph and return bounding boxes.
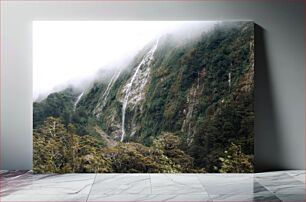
[34,22,254,172]
[76,22,253,144]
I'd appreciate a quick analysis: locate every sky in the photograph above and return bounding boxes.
[33,21,217,100]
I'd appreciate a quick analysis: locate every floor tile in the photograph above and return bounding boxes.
[255,171,294,180]
[1,174,96,196]
[0,194,88,202]
[197,174,254,195]
[210,194,281,202]
[286,170,306,183]
[253,194,282,202]
[256,173,305,195]
[0,170,8,175]
[275,194,306,202]
[1,173,51,196]
[90,174,151,195]
[150,174,207,195]
[0,170,31,181]
[253,181,272,194]
[1,170,305,202]
[88,194,211,202]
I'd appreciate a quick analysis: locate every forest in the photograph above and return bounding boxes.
[33,22,254,173]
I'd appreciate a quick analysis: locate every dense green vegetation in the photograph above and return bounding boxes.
[34,118,200,173]
[33,88,76,128]
[33,22,254,173]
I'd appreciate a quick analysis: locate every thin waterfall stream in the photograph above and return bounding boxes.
[94,70,121,116]
[74,92,84,111]
[121,39,159,142]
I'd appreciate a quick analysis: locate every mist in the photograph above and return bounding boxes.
[33,21,219,101]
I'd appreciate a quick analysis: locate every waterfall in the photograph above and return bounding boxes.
[102,70,121,105]
[74,92,84,111]
[228,72,231,88]
[228,72,232,93]
[94,70,121,116]
[121,39,159,142]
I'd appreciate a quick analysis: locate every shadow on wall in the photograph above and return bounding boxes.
[254,24,284,172]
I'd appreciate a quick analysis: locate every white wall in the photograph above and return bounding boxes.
[1,0,304,171]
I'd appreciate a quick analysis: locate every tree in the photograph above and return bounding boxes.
[152,133,197,172]
[218,143,254,173]
[33,117,74,173]
[33,117,111,173]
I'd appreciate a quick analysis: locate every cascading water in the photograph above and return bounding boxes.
[94,70,121,116]
[74,92,84,111]
[102,70,121,105]
[121,39,159,142]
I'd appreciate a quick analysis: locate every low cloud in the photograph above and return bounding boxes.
[33,21,218,101]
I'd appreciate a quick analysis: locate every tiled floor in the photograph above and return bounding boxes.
[0,170,305,201]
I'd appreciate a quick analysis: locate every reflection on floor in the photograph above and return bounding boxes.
[0,170,305,201]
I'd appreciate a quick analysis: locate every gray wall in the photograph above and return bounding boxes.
[1,0,304,171]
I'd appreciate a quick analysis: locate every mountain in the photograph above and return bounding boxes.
[33,22,254,173]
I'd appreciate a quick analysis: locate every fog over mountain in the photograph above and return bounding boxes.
[33,21,254,173]
[33,21,218,101]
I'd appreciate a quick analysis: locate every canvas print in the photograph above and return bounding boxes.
[33,21,254,173]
